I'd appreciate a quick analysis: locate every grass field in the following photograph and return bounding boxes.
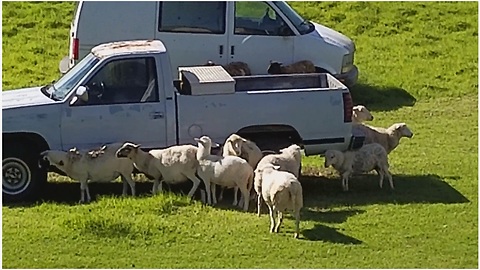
[2,1,478,269]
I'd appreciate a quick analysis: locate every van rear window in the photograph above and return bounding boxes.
[158,1,226,34]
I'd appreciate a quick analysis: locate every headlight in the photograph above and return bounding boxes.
[341,53,354,74]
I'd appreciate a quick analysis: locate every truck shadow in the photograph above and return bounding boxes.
[349,82,417,112]
[299,173,470,208]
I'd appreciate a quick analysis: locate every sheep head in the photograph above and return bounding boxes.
[324,150,342,168]
[280,144,302,163]
[352,105,374,123]
[116,142,140,159]
[267,61,283,74]
[40,149,81,173]
[224,134,248,156]
[389,123,414,139]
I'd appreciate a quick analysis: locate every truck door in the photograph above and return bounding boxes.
[227,1,295,74]
[61,56,168,150]
[155,1,228,77]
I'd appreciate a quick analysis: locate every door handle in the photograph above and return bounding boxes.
[230,45,235,55]
[149,112,164,119]
[219,45,224,55]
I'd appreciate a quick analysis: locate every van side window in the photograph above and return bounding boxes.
[234,2,294,36]
[82,57,159,105]
[159,2,226,34]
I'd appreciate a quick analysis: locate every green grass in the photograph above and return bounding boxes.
[2,1,478,269]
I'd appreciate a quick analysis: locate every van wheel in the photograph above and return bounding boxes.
[2,142,46,203]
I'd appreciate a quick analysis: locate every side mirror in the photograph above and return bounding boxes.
[69,86,88,106]
[59,56,70,74]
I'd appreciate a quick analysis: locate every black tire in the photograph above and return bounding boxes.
[2,142,46,203]
[253,136,292,154]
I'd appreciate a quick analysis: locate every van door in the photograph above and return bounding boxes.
[61,56,168,150]
[155,1,228,78]
[227,1,295,75]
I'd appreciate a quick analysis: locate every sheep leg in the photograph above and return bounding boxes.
[257,194,262,217]
[211,184,217,205]
[376,168,385,189]
[218,186,225,202]
[268,205,276,233]
[152,179,158,194]
[274,210,283,233]
[185,173,202,199]
[386,171,394,190]
[293,209,300,239]
[199,177,212,205]
[239,185,250,211]
[121,174,136,197]
[341,171,351,191]
[79,181,90,203]
[233,187,239,207]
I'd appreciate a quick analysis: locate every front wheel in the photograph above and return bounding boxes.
[2,143,46,203]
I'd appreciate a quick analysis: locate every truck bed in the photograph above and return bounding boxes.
[174,73,352,155]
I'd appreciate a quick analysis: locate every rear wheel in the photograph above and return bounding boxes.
[2,142,46,203]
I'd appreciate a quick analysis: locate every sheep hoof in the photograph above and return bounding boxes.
[294,233,299,239]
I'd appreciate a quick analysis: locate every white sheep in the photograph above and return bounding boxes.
[352,105,374,123]
[217,133,263,204]
[40,143,135,203]
[115,142,202,199]
[324,143,393,191]
[195,135,254,211]
[254,163,303,238]
[256,144,302,179]
[267,60,316,74]
[353,123,414,154]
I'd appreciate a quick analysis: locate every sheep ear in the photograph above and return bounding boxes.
[69,147,77,153]
[194,138,200,142]
[100,145,107,151]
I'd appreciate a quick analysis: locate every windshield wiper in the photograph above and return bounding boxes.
[42,81,61,101]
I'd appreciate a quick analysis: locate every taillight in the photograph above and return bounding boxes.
[72,38,79,60]
[342,92,353,123]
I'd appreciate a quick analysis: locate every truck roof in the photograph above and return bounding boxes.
[91,40,166,58]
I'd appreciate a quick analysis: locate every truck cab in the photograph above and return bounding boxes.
[62,1,358,86]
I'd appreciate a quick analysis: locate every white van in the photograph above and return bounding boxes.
[62,1,358,86]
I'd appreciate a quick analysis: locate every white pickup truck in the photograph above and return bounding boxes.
[3,39,363,202]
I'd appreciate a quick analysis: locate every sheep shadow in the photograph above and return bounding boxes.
[301,223,363,244]
[299,173,470,208]
[349,82,416,111]
[3,180,206,208]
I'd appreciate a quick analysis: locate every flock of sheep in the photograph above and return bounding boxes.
[40,104,413,239]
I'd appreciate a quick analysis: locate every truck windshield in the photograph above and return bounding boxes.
[49,53,99,100]
[272,2,314,35]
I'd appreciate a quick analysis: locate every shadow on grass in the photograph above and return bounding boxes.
[301,224,363,244]
[3,180,205,208]
[300,173,469,208]
[349,82,417,111]
[4,173,468,210]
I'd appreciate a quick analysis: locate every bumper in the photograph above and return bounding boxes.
[335,65,359,88]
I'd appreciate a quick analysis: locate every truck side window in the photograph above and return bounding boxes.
[83,57,159,105]
[234,2,294,36]
[159,2,226,34]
